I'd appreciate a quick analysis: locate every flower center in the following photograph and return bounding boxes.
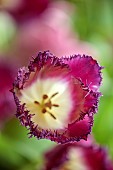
[34,92,59,120]
[18,78,73,130]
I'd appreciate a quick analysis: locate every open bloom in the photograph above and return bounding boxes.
[12,51,102,143]
[43,141,113,170]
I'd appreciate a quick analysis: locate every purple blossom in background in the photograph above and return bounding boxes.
[2,1,98,66]
[0,59,16,127]
[1,0,50,24]
[43,140,113,170]
[11,51,102,143]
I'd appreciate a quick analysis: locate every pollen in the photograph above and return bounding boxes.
[34,93,59,119]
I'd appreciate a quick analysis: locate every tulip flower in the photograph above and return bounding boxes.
[11,51,102,143]
[43,141,113,170]
[1,0,50,24]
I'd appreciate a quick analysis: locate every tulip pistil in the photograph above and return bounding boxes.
[34,93,59,119]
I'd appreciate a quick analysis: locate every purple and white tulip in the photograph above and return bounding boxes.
[43,141,113,170]
[11,51,102,143]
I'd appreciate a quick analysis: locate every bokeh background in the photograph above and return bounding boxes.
[0,0,113,169]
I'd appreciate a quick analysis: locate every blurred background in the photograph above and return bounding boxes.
[0,0,113,169]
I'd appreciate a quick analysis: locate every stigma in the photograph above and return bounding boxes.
[34,93,59,120]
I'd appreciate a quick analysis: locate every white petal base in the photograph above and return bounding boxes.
[19,77,73,130]
[60,147,88,170]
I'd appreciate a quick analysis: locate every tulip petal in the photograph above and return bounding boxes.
[63,54,103,92]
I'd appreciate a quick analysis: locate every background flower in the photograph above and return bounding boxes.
[0,0,50,24]
[0,59,16,128]
[0,1,98,65]
[43,139,113,170]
